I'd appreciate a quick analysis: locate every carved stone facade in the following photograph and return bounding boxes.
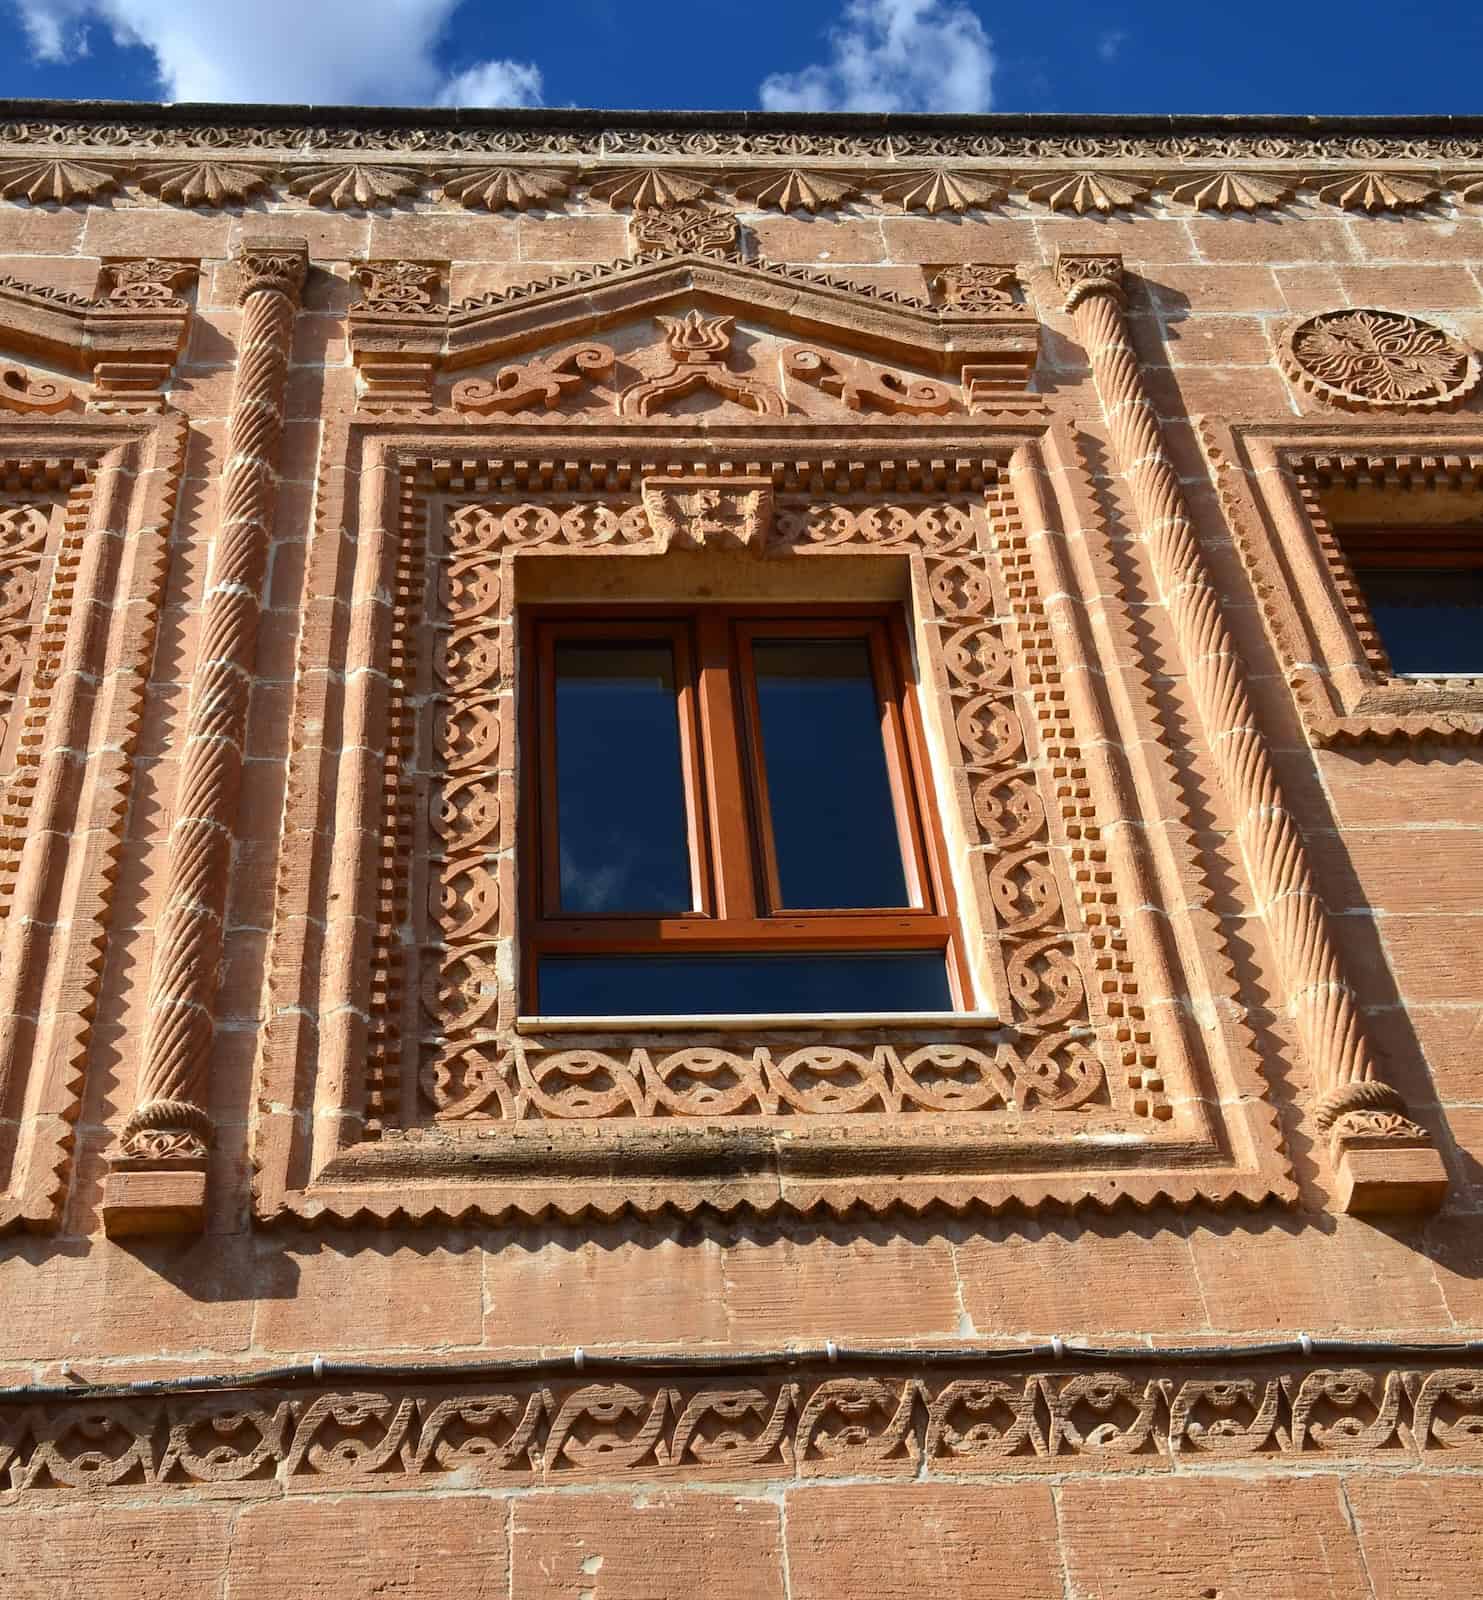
[2,104,1483,1596]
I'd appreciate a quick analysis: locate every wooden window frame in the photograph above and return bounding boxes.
[1335,524,1483,679]
[519,602,967,1013]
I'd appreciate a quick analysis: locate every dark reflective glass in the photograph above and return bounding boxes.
[1356,566,1483,676]
[554,642,691,912]
[538,951,951,1015]
[753,638,910,908]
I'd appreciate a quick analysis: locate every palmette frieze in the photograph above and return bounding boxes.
[4,1361,1483,1493]
[8,111,1483,166]
[6,117,1483,217]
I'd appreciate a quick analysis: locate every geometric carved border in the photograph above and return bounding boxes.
[252,418,1294,1227]
[3,1356,1481,1491]
[1200,417,1483,747]
[0,414,185,1233]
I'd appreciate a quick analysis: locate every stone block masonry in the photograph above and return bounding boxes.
[0,100,1481,1595]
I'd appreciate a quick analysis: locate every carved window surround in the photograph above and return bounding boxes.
[1201,420,1483,746]
[0,414,186,1235]
[250,417,1295,1228]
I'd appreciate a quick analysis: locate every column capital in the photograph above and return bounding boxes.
[235,235,309,305]
[1054,249,1126,311]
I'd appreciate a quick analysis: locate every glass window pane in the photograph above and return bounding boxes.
[554,641,692,912]
[538,951,951,1016]
[1353,566,1483,676]
[753,637,910,908]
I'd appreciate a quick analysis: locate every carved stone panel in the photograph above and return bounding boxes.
[252,432,1294,1229]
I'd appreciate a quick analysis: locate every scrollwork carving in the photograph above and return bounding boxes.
[0,366,78,414]
[451,342,615,415]
[3,1355,1475,1493]
[781,344,954,415]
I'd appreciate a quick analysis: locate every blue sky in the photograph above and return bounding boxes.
[2,0,1481,116]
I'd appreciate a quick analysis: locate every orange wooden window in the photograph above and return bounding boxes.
[520,605,967,1016]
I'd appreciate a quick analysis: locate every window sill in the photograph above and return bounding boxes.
[516,1011,1001,1034]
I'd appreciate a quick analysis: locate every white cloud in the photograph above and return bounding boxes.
[759,0,994,115]
[1097,28,1126,62]
[437,57,544,108]
[11,0,544,106]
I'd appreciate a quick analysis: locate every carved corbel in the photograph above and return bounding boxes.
[780,344,953,415]
[86,258,199,409]
[640,474,774,555]
[0,266,194,412]
[349,260,448,412]
[452,342,616,416]
[1054,247,1447,1215]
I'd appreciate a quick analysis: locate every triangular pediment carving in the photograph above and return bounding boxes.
[348,250,1040,418]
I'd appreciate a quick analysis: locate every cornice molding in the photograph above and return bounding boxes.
[2,106,1483,215]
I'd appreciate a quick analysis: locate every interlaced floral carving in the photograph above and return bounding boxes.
[1281,308,1480,411]
[425,1036,1103,1121]
[352,260,442,313]
[0,499,67,941]
[773,502,976,551]
[926,547,1092,1040]
[2,1359,1477,1492]
[640,475,773,554]
[447,501,650,550]
[932,264,1018,311]
[99,258,196,308]
[632,202,740,258]
[412,489,1102,1126]
[0,505,49,775]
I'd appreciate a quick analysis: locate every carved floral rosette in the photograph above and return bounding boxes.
[1279,308,1482,412]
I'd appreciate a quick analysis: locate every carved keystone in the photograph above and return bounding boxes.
[640,474,774,555]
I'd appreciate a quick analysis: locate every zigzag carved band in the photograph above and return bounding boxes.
[3,1357,1481,1491]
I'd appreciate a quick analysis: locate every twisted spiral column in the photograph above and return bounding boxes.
[1056,251,1444,1212]
[117,238,308,1176]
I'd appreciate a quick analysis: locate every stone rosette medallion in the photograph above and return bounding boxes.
[1280,306,1481,411]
